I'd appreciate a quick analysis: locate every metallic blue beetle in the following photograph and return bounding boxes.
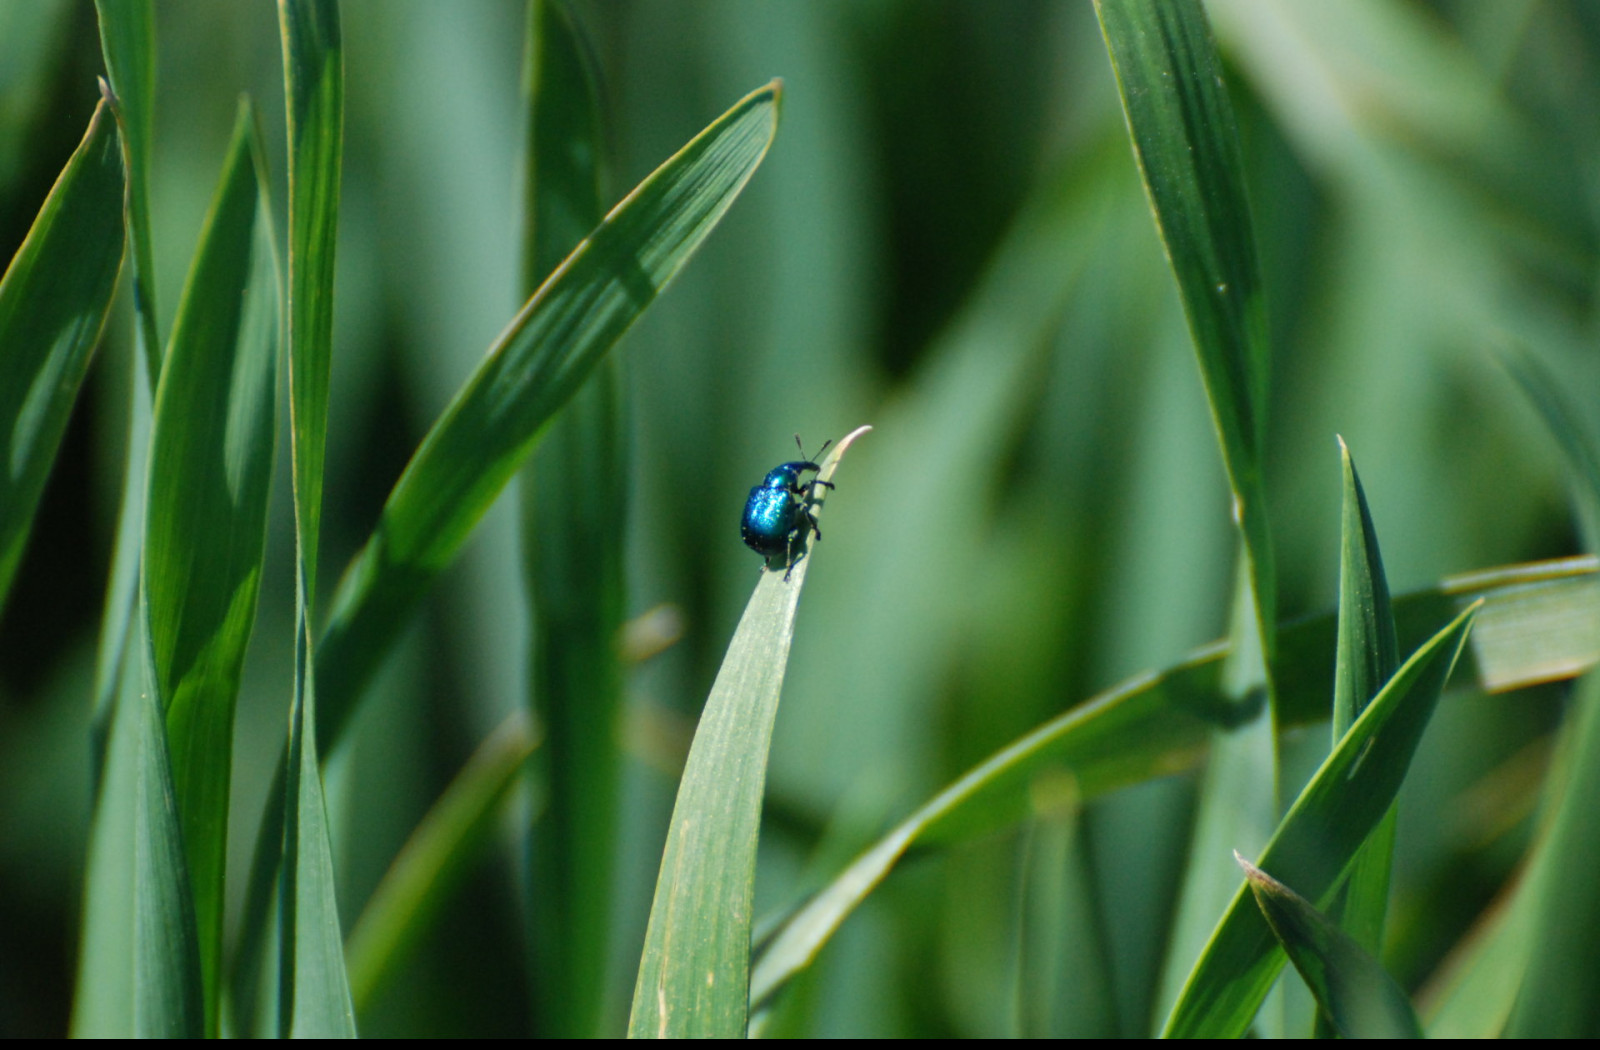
[742,437,834,578]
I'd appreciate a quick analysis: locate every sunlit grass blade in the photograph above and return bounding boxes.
[1324,438,1399,1013]
[629,428,868,1039]
[316,79,781,741]
[750,559,1592,1011]
[1162,603,1477,1038]
[1237,853,1422,1039]
[0,97,124,615]
[141,100,279,1035]
[516,1,622,1036]
[90,0,160,792]
[1094,0,1277,686]
[346,711,538,1016]
[276,0,353,1037]
[71,614,204,1037]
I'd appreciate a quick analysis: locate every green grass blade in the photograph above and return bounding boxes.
[94,0,159,390]
[280,0,342,589]
[90,0,160,795]
[71,613,204,1037]
[279,666,357,1037]
[1162,604,1478,1038]
[0,98,124,614]
[276,0,354,1037]
[629,428,869,1039]
[516,1,623,1037]
[346,712,538,1015]
[1326,439,1400,989]
[749,558,1593,1011]
[1238,854,1422,1039]
[1095,0,1277,689]
[1498,345,1600,1036]
[142,101,279,1035]
[316,80,780,743]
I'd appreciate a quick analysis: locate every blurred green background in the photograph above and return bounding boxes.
[2,0,1597,1036]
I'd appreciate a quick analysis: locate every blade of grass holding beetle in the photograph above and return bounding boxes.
[1237,854,1422,1038]
[277,0,354,1037]
[316,79,780,742]
[0,97,124,615]
[235,79,779,1026]
[346,711,539,1014]
[516,2,624,1036]
[1162,604,1478,1038]
[1320,437,1400,1038]
[628,427,869,1039]
[749,557,1594,1012]
[141,101,279,1036]
[90,0,161,789]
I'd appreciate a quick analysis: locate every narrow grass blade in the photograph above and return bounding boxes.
[279,667,356,1037]
[91,0,161,793]
[280,0,342,589]
[71,613,204,1037]
[1095,0,1277,689]
[1325,438,1400,997]
[1237,853,1422,1039]
[94,0,159,389]
[750,559,1591,1011]
[628,428,869,1039]
[346,712,539,1015]
[316,79,781,741]
[1162,604,1477,1038]
[142,100,279,1034]
[0,98,124,613]
[277,0,354,1037]
[516,1,623,1036]
[1498,346,1600,1037]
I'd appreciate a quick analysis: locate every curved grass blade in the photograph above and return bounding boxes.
[345,711,538,1015]
[628,428,869,1039]
[71,612,204,1037]
[516,1,624,1037]
[142,100,279,1035]
[1237,853,1422,1038]
[1161,603,1478,1038]
[749,558,1591,1011]
[276,0,354,1037]
[1094,0,1277,692]
[0,97,124,614]
[316,79,781,741]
